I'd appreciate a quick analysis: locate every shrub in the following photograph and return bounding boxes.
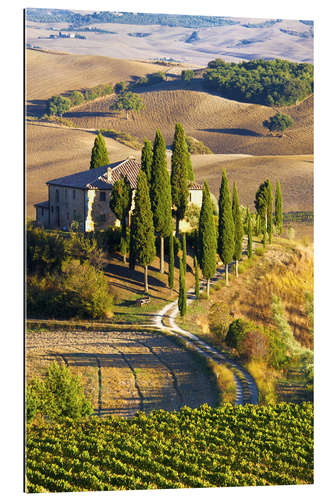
[26,362,93,422]
[208,302,232,339]
[226,318,250,348]
[186,136,212,154]
[184,204,201,229]
[26,228,70,276]
[27,261,113,320]
[181,69,194,82]
[254,246,265,257]
[239,328,269,361]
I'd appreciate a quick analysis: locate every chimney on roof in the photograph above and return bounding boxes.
[107,167,112,183]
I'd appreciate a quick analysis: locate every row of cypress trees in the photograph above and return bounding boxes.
[196,171,284,297]
[129,124,194,293]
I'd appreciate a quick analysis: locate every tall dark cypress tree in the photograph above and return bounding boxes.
[171,123,189,235]
[275,180,283,235]
[109,177,132,263]
[90,132,110,169]
[254,179,272,245]
[198,181,217,297]
[168,234,174,289]
[267,180,273,244]
[178,260,187,316]
[232,182,243,277]
[182,233,187,273]
[218,169,234,286]
[129,171,156,293]
[185,144,194,182]
[246,206,253,259]
[141,138,153,187]
[194,255,200,298]
[150,130,173,274]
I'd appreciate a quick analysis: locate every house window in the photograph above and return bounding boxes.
[100,191,106,202]
[55,189,59,203]
[72,189,76,200]
[188,192,192,202]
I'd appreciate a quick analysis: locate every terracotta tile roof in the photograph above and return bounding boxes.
[46,157,203,192]
[46,158,141,190]
[189,182,203,190]
[34,200,49,209]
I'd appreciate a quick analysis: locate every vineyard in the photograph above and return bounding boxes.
[26,402,313,492]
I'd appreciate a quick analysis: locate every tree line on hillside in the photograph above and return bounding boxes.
[47,83,114,116]
[26,9,239,28]
[203,58,313,106]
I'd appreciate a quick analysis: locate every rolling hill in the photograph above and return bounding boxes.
[26,50,313,220]
[26,50,313,155]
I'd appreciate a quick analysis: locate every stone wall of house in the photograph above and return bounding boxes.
[188,189,202,207]
[36,207,49,227]
[49,185,85,230]
[85,189,118,232]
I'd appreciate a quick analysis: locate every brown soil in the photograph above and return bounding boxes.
[26,329,218,418]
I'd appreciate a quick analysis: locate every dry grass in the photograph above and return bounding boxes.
[210,241,314,349]
[208,360,237,404]
[246,360,280,404]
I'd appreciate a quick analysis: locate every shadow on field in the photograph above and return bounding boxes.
[200,127,262,137]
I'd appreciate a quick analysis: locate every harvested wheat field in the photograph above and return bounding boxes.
[191,154,313,212]
[26,329,218,418]
[65,82,313,155]
[25,121,140,218]
[26,49,174,116]
[26,50,313,155]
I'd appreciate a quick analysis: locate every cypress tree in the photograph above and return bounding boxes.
[90,132,109,169]
[171,123,189,235]
[141,138,153,186]
[254,179,272,244]
[182,233,187,273]
[194,255,200,298]
[185,145,194,181]
[109,177,132,263]
[218,169,234,286]
[275,180,283,235]
[150,129,173,274]
[246,206,253,259]
[129,171,156,293]
[267,180,273,244]
[198,181,217,297]
[178,260,187,316]
[168,234,174,289]
[232,182,243,277]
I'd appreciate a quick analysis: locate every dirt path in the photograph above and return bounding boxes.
[152,268,259,405]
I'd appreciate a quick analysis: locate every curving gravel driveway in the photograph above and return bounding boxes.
[152,268,259,406]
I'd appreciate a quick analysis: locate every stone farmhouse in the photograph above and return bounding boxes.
[35,157,203,232]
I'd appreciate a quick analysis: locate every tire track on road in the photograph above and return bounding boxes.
[135,339,184,409]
